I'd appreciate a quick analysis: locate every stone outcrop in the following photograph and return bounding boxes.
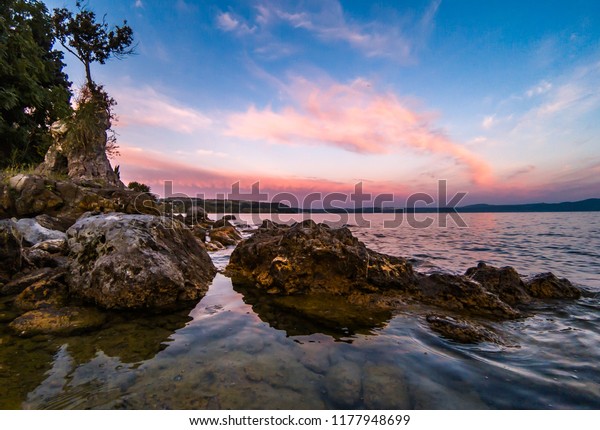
[0,174,159,228]
[67,213,217,310]
[226,220,416,296]
[227,221,583,343]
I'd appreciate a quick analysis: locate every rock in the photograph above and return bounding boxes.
[0,183,13,218]
[185,205,207,225]
[0,219,22,279]
[31,238,68,254]
[14,218,67,245]
[415,273,520,319]
[524,272,582,299]
[204,241,225,252]
[226,221,415,296]
[426,314,503,344]
[34,214,70,232]
[67,213,217,310]
[324,361,362,408]
[363,363,410,409]
[22,248,56,268]
[9,174,64,216]
[14,278,69,311]
[209,226,242,247]
[9,306,106,337]
[213,217,234,229]
[465,262,531,306]
[1,267,67,296]
[191,226,207,242]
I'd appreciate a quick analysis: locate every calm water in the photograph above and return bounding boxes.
[1,212,599,409]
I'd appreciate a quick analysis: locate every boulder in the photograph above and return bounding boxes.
[67,213,217,310]
[426,314,502,344]
[209,226,242,247]
[9,306,106,337]
[14,218,67,246]
[14,278,69,311]
[226,221,416,295]
[0,183,13,218]
[185,205,208,225]
[524,272,581,299]
[465,262,531,306]
[213,216,234,229]
[0,219,22,279]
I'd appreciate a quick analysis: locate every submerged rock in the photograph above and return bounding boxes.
[67,213,217,310]
[325,361,362,408]
[524,272,581,299]
[9,306,106,337]
[363,363,410,409]
[426,314,502,344]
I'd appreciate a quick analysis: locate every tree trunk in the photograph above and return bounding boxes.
[84,61,93,89]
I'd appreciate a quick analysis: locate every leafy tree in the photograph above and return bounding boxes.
[128,181,151,193]
[52,1,134,90]
[0,0,71,169]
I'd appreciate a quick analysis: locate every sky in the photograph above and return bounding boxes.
[43,0,600,206]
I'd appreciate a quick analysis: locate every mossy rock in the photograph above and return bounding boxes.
[9,306,106,337]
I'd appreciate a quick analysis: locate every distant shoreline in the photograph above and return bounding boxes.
[161,197,600,214]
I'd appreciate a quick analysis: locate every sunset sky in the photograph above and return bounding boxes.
[45,0,600,206]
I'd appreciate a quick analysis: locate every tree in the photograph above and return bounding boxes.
[0,0,71,169]
[52,1,134,90]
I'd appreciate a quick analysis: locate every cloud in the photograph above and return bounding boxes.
[134,0,143,8]
[115,86,212,134]
[218,0,439,61]
[525,80,552,98]
[481,115,496,129]
[216,11,256,34]
[226,77,493,185]
[197,149,228,158]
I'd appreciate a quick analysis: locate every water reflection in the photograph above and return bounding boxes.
[233,283,392,341]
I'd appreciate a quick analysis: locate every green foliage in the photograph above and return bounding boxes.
[52,1,134,88]
[128,181,151,193]
[0,0,72,169]
[62,84,118,157]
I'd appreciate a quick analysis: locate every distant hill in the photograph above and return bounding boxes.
[457,198,600,213]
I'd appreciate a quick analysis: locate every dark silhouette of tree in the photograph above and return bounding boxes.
[0,0,71,168]
[52,1,134,90]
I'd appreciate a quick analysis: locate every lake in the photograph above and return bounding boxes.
[1,212,599,409]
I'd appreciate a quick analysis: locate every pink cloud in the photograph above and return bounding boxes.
[114,87,212,134]
[226,78,494,186]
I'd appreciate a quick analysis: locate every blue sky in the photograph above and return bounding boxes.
[44,0,600,205]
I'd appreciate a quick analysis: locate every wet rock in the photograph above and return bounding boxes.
[227,221,415,296]
[325,361,362,408]
[363,363,410,409]
[14,218,67,245]
[213,216,235,229]
[67,213,217,310]
[209,226,242,247]
[426,314,503,344]
[9,306,106,337]
[205,240,225,252]
[14,278,69,311]
[524,272,582,299]
[465,262,531,306]
[415,273,520,319]
[1,267,66,296]
[0,219,22,279]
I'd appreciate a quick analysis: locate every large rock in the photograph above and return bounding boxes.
[226,220,416,295]
[426,314,502,344]
[6,174,159,227]
[209,225,242,247]
[0,219,22,279]
[67,213,217,310]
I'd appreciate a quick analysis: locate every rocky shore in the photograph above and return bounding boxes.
[0,173,584,344]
